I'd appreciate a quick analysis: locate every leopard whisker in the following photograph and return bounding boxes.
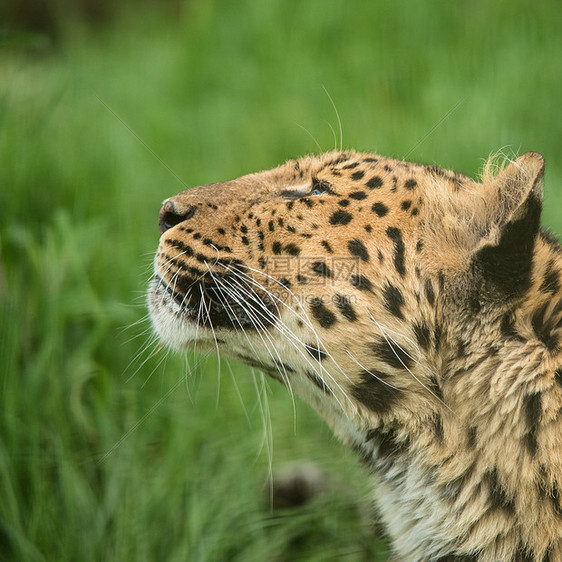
[225,359,252,427]
[250,368,275,506]
[346,351,403,393]
[212,274,297,402]
[220,266,355,415]
[370,314,454,414]
[368,314,439,379]
[222,262,352,381]
[221,263,355,400]
[198,281,222,407]
[124,332,162,383]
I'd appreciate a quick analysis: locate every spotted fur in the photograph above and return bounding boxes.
[149,150,562,561]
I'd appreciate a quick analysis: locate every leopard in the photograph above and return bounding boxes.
[148,149,562,561]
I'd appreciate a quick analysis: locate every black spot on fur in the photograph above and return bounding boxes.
[237,355,285,383]
[330,210,352,225]
[413,322,431,350]
[272,242,282,255]
[425,279,435,307]
[486,468,516,513]
[351,170,365,181]
[434,416,444,442]
[382,283,405,319]
[474,195,542,299]
[351,370,400,414]
[338,199,350,207]
[372,202,388,217]
[305,370,331,393]
[366,176,383,189]
[524,391,542,457]
[305,344,328,362]
[366,427,410,467]
[434,323,443,352]
[167,239,195,257]
[404,179,417,190]
[456,339,467,358]
[351,274,373,292]
[273,359,296,374]
[311,261,332,278]
[284,243,301,256]
[321,240,333,254]
[467,426,477,449]
[401,200,412,211]
[343,162,359,169]
[386,227,405,277]
[309,298,336,328]
[334,294,357,321]
[371,338,413,370]
[349,191,367,200]
[348,239,369,261]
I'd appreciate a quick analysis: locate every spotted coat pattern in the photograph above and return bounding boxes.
[149,150,562,561]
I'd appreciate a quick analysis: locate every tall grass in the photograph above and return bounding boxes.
[1,0,561,559]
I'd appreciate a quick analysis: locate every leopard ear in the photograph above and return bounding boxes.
[472,151,544,299]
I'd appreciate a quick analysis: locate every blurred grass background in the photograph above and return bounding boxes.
[1,0,561,560]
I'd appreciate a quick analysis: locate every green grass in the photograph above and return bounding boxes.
[1,0,562,559]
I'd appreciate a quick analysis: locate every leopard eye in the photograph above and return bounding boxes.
[310,177,334,195]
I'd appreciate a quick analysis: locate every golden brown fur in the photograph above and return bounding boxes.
[149,150,562,560]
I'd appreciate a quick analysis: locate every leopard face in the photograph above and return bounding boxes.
[150,152,446,422]
[148,150,562,560]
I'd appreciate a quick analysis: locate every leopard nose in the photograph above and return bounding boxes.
[158,200,197,234]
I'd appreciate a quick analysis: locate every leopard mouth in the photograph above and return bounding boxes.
[149,272,279,332]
